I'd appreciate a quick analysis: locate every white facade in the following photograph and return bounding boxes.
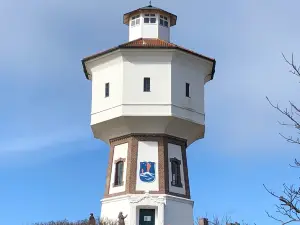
[168,143,186,195]
[86,49,213,146]
[136,141,159,191]
[164,196,194,225]
[100,192,194,225]
[109,143,128,194]
[129,13,170,41]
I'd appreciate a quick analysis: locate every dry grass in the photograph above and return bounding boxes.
[32,218,117,225]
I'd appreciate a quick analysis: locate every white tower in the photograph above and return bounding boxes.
[82,4,216,225]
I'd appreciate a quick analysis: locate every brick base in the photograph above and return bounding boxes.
[104,134,190,199]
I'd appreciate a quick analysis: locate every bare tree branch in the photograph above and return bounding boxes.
[265,53,300,224]
[282,53,300,77]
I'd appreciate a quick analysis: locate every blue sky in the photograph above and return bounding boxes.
[0,0,299,224]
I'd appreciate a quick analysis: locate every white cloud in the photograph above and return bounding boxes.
[0,0,98,158]
[0,126,90,153]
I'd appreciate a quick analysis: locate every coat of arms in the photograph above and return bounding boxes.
[139,161,155,182]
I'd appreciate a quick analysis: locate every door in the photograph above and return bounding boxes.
[139,209,155,225]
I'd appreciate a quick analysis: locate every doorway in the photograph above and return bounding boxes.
[139,209,155,225]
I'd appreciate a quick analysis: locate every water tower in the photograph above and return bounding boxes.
[82,4,216,225]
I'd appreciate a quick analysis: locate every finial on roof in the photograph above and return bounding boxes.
[149,0,152,6]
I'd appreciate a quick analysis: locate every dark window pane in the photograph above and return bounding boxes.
[170,159,182,187]
[186,83,190,97]
[150,14,155,16]
[164,21,168,27]
[176,163,181,184]
[145,14,149,16]
[118,162,123,184]
[114,161,124,186]
[150,18,156,23]
[174,163,178,177]
[171,161,176,183]
[105,83,109,97]
[114,163,118,184]
[171,161,175,173]
[160,15,163,18]
[144,18,150,23]
[144,77,150,92]
[160,19,163,25]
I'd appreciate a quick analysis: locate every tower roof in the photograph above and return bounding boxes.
[123,4,177,26]
[82,38,216,80]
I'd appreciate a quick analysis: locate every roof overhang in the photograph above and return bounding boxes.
[123,6,177,26]
[82,39,216,81]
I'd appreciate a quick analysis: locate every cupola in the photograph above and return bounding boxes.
[123,4,177,42]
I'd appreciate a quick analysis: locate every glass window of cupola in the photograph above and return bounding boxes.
[159,15,169,27]
[144,13,156,24]
[131,14,140,26]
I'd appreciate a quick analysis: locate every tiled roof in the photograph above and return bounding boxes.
[120,38,177,48]
[120,39,215,61]
[82,38,216,79]
[140,5,161,10]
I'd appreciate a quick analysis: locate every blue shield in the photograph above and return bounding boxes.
[139,161,155,182]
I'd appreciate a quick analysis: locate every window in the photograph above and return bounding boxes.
[159,15,169,27]
[144,13,156,24]
[170,158,182,187]
[105,83,109,97]
[114,160,124,186]
[185,83,190,97]
[144,77,150,92]
[131,14,140,26]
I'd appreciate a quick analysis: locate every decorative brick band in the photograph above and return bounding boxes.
[104,134,190,199]
[109,133,186,145]
[114,158,126,164]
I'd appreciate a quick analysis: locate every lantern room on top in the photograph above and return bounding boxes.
[123,5,177,42]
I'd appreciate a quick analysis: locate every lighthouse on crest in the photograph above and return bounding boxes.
[82,3,216,225]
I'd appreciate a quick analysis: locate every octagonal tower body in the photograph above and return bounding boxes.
[82,4,215,225]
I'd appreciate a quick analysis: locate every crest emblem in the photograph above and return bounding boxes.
[139,161,155,182]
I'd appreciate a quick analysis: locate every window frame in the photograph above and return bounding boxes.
[159,15,169,27]
[170,157,183,188]
[131,14,141,27]
[105,82,110,97]
[113,158,126,187]
[144,13,157,24]
[143,77,151,92]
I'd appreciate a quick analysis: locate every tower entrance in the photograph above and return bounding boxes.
[139,209,155,225]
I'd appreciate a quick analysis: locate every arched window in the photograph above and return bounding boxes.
[114,159,125,186]
[170,157,182,187]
